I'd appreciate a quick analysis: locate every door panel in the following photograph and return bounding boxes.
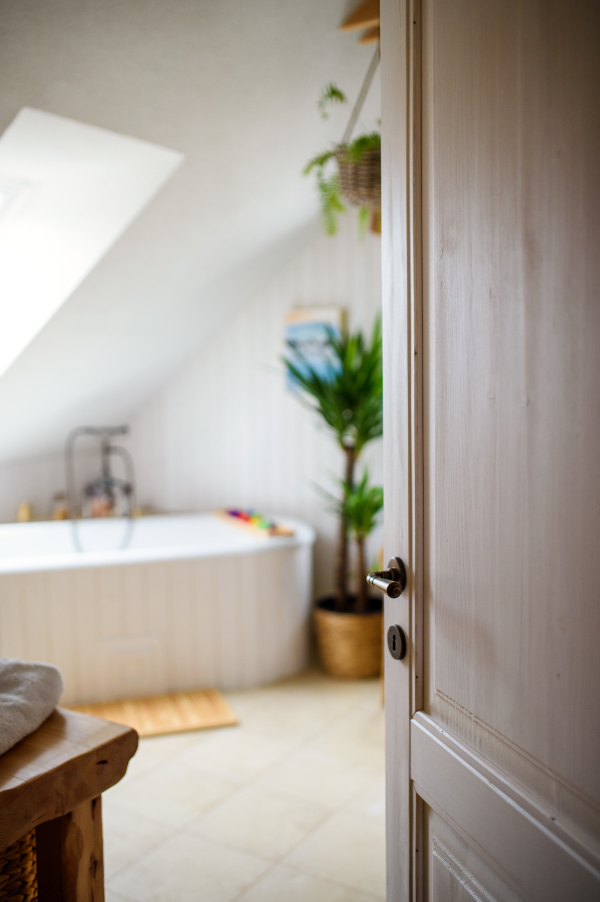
[381,0,600,898]
[422,0,600,846]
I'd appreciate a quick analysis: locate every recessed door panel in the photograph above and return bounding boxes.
[422,0,600,839]
[425,807,522,902]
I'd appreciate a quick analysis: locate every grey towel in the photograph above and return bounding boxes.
[0,658,64,756]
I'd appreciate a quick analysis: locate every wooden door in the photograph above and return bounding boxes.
[381,1,600,900]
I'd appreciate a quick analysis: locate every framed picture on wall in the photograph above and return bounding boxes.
[284,306,345,388]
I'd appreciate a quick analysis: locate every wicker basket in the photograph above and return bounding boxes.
[314,599,383,679]
[0,830,38,902]
[336,147,381,210]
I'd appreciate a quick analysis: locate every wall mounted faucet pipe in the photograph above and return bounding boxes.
[65,425,137,552]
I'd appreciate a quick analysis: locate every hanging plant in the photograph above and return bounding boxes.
[304,50,381,236]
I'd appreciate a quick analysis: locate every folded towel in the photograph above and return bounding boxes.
[0,658,64,756]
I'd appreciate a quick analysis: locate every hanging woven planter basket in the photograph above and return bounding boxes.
[305,47,382,235]
[335,146,381,211]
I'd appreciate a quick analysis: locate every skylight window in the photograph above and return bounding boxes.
[0,108,183,379]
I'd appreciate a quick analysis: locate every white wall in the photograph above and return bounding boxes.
[0,450,99,523]
[129,217,383,599]
[0,217,383,598]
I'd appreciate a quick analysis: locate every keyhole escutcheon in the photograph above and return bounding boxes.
[387,624,407,660]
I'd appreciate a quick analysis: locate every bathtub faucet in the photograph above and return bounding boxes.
[65,426,137,551]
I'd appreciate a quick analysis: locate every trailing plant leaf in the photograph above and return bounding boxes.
[357,205,370,238]
[317,172,345,236]
[303,148,336,176]
[303,147,345,234]
[317,83,347,119]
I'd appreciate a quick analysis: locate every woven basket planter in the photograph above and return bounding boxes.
[336,147,381,210]
[0,830,38,902]
[314,597,383,679]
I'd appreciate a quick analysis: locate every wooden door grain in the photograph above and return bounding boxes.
[382,0,600,899]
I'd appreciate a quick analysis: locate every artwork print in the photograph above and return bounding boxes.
[284,306,345,388]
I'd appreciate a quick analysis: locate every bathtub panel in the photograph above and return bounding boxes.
[201,557,224,688]
[0,575,25,655]
[146,560,171,691]
[62,569,90,702]
[164,557,189,691]
[258,548,288,684]
[239,553,259,688]
[176,557,204,691]
[52,569,82,702]
[216,553,241,689]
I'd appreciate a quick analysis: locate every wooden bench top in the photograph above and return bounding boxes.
[0,707,137,852]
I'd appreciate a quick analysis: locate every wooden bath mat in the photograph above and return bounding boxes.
[70,688,238,738]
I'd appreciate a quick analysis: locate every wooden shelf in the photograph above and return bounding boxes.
[359,25,381,45]
[340,0,380,33]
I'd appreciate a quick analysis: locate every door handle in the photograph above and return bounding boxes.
[366,557,407,598]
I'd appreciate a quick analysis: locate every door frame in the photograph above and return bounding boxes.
[381,0,423,900]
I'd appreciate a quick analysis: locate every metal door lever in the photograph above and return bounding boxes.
[366,557,407,598]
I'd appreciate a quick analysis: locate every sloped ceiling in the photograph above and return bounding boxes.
[0,0,380,460]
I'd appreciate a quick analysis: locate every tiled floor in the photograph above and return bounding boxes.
[103,669,385,902]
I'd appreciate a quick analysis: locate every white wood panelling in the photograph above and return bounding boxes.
[129,217,383,599]
[0,541,313,705]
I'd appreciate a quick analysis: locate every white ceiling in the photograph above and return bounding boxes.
[0,0,380,461]
[0,107,183,378]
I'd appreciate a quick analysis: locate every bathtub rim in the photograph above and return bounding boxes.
[0,511,315,575]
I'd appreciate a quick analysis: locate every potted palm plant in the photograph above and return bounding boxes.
[284,319,384,677]
[314,471,384,678]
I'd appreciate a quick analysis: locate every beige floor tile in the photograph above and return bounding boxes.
[106,757,240,827]
[254,746,376,809]
[174,724,295,782]
[226,675,380,744]
[237,864,385,902]
[305,699,385,767]
[284,811,386,898]
[191,785,328,860]
[230,697,358,745]
[103,671,385,900]
[117,729,212,783]
[108,831,270,902]
[102,800,177,878]
[105,889,135,902]
[343,772,385,821]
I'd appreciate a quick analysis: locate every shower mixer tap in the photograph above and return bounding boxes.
[65,425,137,551]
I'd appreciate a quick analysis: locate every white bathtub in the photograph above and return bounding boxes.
[0,513,315,705]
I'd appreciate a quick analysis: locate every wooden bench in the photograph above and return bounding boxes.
[0,707,137,901]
